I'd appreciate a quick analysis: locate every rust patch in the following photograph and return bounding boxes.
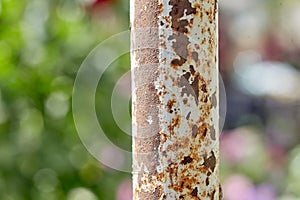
[219,184,223,199]
[169,0,197,67]
[192,125,198,138]
[203,151,216,172]
[166,137,189,152]
[200,124,208,139]
[183,98,188,104]
[200,83,208,93]
[166,99,176,113]
[213,0,217,20]
[168,115,181,135]
[210,189,216,199]
[172,115,181,127]
[192,51,199,62]
[186,112,191,120]
[181,156,193,165]
[191,187,198,197]
[206,177,210,186]
[189,65,196,75]
[169,0,196,32]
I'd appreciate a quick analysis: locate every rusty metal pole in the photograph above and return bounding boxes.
[131,0,220,199]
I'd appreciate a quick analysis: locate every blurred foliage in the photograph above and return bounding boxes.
[0,0,130,199]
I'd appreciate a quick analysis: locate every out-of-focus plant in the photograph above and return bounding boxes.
[0,0,131,199]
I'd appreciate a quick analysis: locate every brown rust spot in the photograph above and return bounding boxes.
[192,125,198,138]
[205,172,212,186]
[190,74,200,103]
[181,156,193,165]
[210,189,216,199]
[196,123,208,140]
[203,95,208,103]
[183,98,188,104]
[219,184,223,199]
[186,112,191,120]
[192,51,199,62]
[203,151,216,172]
[166,137,189,152]
[171,57,187,67]
[172,115,181,127]
[189,65,196,75]
[200,83,208,93]
[166,99,176,113]
[202,127,208,138]
[214,0,218,20]
[191,187,198,197]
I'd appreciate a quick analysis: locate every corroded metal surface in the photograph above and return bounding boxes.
[131,0,220,199]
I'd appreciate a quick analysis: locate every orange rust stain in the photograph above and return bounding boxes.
[200,83,208,93]
[166,137,189,152]
[166,99,176,113]
[199,123,208,140]
[181,155,193,165]
[172,115,181,127]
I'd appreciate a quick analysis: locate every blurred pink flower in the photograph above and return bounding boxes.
[220,130,250,163]
[223,175,256,200]
[117,180,132,200]
[223,175,277,200]
[256,184,276,200]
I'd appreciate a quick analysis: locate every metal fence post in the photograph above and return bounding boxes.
[131,0,220,199]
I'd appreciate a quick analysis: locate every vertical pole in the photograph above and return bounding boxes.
[131,0,220,199]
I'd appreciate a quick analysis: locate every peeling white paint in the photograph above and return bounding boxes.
[132,0,220,199]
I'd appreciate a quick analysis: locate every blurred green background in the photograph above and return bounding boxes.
[0,0,131,199]
[1,0,300,199]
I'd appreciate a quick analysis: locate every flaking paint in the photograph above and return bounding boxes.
[131,0,220,199]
